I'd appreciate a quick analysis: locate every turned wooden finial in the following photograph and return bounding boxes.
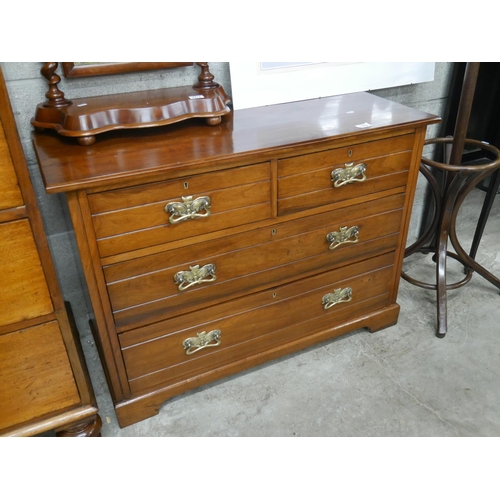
[193,62,219,90]
[41,62,71,108]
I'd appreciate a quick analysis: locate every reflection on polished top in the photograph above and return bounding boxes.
[32,92,439,194]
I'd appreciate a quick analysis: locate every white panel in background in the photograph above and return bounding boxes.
[229,62,435,110]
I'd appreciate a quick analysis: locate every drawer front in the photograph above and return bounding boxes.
[105,194,405,330]
[0,321,80,431]
[89,162,272,257]
[0,219,54,327]
[278,134,414,215]
[121,252,395,394]
[278,133,414,177]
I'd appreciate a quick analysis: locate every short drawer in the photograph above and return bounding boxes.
[89,162,272,257]
[104,193,405,330]
[120,252,395,395]
[278,134,414,215]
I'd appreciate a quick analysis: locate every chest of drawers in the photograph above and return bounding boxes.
[0,68,101,437]
[32,92,439,428]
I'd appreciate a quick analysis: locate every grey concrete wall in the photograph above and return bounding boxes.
[0,62,455,331]
[371,63,456,243]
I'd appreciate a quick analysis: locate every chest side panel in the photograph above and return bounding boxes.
[0,117,23,210]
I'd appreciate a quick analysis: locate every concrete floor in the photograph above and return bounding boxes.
[78,187,500,437]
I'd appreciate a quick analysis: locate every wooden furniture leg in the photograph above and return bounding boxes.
[56,415,102,437]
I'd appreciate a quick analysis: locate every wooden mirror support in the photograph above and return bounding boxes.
[31,62,231,146]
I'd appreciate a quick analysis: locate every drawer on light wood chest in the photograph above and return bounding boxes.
[278,133,414,215]
[0,321,80,431]
[104,193,405,331]
[88,162,272,258]
[120,252,395,395]
[0,219,54,327]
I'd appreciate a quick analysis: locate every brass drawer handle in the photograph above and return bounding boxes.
[331,162,367,188]
[183,329,221,355]
[322,287,353,309]
[326,225,359,250]
[174,263,217,291]
[164,195,211,224]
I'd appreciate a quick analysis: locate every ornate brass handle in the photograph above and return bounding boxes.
[183,329,221,355]
[326,225,359,250]
[164,195,211,224]
[322,287,353,309]
[174,263,217,291]
[331,162,367,188]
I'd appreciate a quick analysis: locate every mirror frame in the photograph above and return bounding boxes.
[32,62,231,146]
[61,62,192,78]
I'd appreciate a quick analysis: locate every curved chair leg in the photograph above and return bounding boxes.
[404,162,443,258]
[436,230,448,337]
[469,167,500,260]
[450,168,500,290]
[435,172,465,337]
[403,136,500,338]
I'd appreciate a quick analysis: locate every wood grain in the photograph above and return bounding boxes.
[32,92,439,194]
[0,219,54,326]
[0,67,100,437]
[0,119,23,210]
[106,206,403,330]
[122,254,395,384]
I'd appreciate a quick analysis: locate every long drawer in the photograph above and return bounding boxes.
[278,134,414,215]
[89,162,272,257]
[105,194,405,330]
[121,252,395,395]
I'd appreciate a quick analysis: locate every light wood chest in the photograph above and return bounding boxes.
[0,68,101,437]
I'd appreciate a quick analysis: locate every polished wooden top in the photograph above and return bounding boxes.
[32,92,439,193]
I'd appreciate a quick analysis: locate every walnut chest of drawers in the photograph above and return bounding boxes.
[32,92,439,428]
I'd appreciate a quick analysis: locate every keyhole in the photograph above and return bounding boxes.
[184,182,189,189]
[348,150,353,157]
[271,229,277,236]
